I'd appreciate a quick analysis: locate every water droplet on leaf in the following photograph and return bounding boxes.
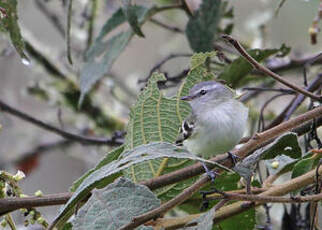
[21,58,31,66]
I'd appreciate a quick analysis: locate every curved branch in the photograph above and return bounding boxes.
[209,191,322,203]
[222,34,322,102]
[0,100,123,146]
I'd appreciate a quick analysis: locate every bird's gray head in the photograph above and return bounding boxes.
[181,81,233,108]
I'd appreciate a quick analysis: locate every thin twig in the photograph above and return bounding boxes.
[86,0,97,49]
[0,100,123,146]
[283,74,322,121]
[35,0,65,37]
[265,74,321,130]
[242,87,296,95]
[66,0,73,65]
[258,93,289,132]
[268,53,322,73]
[240,81,276,103]
[150,18,183,33]
[154,4,184,13]
[222,34,322,102]
[209,192,322,203]
[138,53,191,83]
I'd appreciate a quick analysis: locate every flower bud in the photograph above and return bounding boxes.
[271,161,279,169]
[34,190,43,197]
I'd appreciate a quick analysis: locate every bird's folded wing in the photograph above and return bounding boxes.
[175,114,196,146]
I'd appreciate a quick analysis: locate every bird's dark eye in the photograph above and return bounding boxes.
[200,89,207,95]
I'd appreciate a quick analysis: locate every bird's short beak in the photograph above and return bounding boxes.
[180,95,194,101]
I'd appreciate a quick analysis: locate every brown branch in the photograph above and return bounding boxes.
[222,34,322,102]
[154,166,322,230]
[242,87,296,95]
[0,193,72,216]
[0,100,123,146]
[283,74,322,121]
[119,106,322,230]
[265,74,322,130]
[209,191,322,203]
[266,53,322,73]
[138,53,191,83]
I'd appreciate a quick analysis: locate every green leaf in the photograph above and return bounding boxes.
[0,0,29,61]
[182,173,255,230]
[265,154,298,176]
[261,132,301,160]
[190,52,216,70]
[185,0,222,52]
[291,157,315,179]
[123,54,215,200]
[214,208,255,230]
[218,46,288,87]
[72,177,159,230]
[61,223,73,230]
[49,142,225,229]
[80,31,133,105]
[121,0,145,37]
[234,132,301,181]
[79,6,150,105]
[180,173,241,214]
[70,145,125,192]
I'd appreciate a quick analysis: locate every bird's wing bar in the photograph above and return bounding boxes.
[175,117,195,146]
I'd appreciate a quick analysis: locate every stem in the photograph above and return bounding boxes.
[86,0,97,49]
[139,53,191,83]
[35,0,65,38]
[0,193,72,216]
[222,34,322,102]
[150,18,183,33]
[209,192,322,203]
[0,100,123,146]
[66,0,73,65]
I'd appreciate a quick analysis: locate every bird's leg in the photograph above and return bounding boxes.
[201,162,218,182]
[227,151,240,167]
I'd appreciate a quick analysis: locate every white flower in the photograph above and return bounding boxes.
[13,170,25,181]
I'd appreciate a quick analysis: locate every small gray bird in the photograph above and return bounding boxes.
[177,81,248,172]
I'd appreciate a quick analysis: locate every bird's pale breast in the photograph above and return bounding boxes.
[183,100,248,159]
